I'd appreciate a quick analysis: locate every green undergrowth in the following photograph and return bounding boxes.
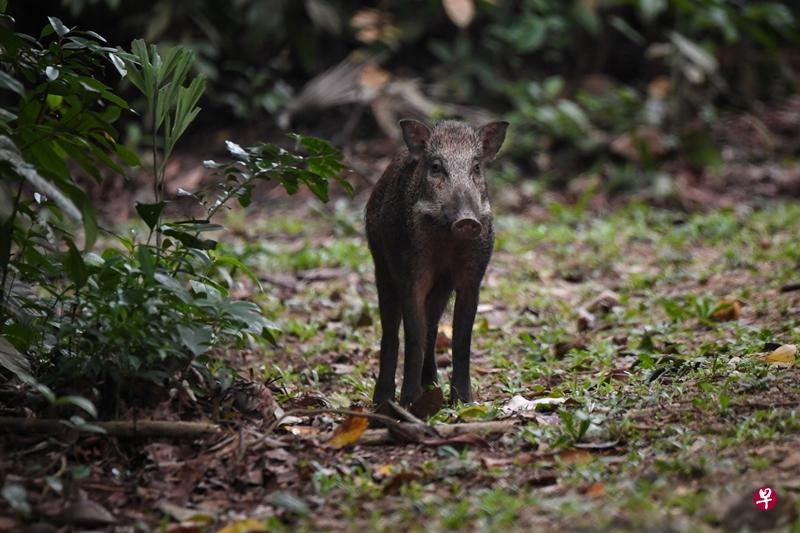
[214,199,800,530]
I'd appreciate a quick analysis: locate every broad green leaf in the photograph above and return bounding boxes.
[53,395,98,417]
[0,136,81,221]
[669,31,718,74]
[45,93,63,109]
[136,245,155,282]
[639,0,667,22]
[162,228,217,250]
[225,140,248,160]
[47,16,70,38]
[169,220,223,233]
[177,324,212,356]
[457,404,489,419]
[0,336,34,385]
[1,483,30,517]
[64,240,88,288]
[114,143,140,166]
[44,66,59,81]
[65,416,106,434]
[108,52,127,76]
[270,492,310,517]
[136,201,167,230]
[0,70,24,95]
[214,255,263,291]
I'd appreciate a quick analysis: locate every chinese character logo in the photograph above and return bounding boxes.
[754,487,777,511]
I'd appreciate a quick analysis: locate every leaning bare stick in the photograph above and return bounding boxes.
[365,119,508,406]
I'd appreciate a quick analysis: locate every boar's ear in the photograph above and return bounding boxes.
[478,121,509,161]
[399,119,431,155]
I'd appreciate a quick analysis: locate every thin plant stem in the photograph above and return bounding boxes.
[152,87,161,262]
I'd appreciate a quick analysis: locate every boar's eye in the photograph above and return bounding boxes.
[430,160,443,174]
[473,162,481,173]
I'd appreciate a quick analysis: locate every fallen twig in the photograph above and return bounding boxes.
[0,418,219,438]
[780,282,800,293]
[354,420,519,446]
[267,408,519,446]
[265,407,432,443]
[386,401,428,425]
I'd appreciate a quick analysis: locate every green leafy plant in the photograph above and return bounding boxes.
[0,16,350,413]
[115,39,206,252]
[0,15,138,416]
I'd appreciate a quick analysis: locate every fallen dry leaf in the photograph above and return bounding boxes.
[382,471,420,495]
[587,289,620,313]
[501,395,566,415]
[710,297,742,322]
[585,482,605,496]
[525,468,558,487]
[409,387,444,419]
[326,415,369,448]
[215,518,267,533]
[374,464,397,479]
[482,456,514,468]
[556,449,594,464]
[61,491,117,527]
[553,336,589,357]
[576,307,596,332]
[778,451,800,469]
[158,502,215,524]
[764,344,797,365]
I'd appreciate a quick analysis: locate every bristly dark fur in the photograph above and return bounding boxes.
[366,119,508,406]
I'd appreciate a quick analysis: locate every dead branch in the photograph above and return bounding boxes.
[354,420,519,446]
[265,408,432,443]
[0,418,219,438]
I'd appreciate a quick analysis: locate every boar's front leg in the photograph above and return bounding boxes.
[451,285,479,404]
[373,265,401,406]
[422,280,452,388]
[399,282,429,406]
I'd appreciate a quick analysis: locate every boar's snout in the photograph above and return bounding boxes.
[451,217,482,240]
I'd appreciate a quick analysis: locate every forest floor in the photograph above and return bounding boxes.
[3,188,800,531]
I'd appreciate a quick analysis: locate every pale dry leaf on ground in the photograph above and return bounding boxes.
[61,490,117,527]
[587,289,620,313]
[157,501,215,524]
[215,517,268,533]
[763,344,797,365]
[500,395,567,416]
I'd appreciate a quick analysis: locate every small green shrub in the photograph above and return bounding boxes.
[0,15,349,413]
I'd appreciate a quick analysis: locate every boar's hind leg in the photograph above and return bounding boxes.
[451,286,479,404]
[422,281,452,388]
[373,267,401,406]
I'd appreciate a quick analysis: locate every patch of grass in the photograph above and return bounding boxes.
[226,200,800,530]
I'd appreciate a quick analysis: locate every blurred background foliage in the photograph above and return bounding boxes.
[1,0,800,439]
[9,0,800,189]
